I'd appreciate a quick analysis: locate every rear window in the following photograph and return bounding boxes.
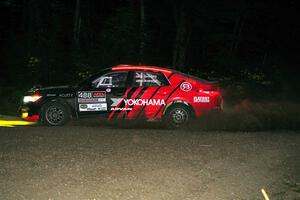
[132,71,170,87]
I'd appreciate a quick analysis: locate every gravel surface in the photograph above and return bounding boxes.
[0,122,299,200]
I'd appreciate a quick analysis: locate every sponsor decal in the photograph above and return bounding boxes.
[136,87,161,118]
[92,92,105,98]
[117,87,149,119]
[135,72,161,86]
[79,103,107,111]
[78,98,105,103]
[46,94,56,97]
[124,99,165,106]
[108,88,133,120]
[111,107,132,111]
[80,104,88,109]
[180,82,192,92]
[194,96,210,103]
[78,91,106,104]
[111,98,122,107]
[78,91,107,111]
[78,91,106,98]
[59,93,73,97]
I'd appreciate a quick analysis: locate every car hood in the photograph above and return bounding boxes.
[28,85,75,94]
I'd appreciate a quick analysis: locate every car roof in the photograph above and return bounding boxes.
[111,64,216,84]
[111,64,173,74]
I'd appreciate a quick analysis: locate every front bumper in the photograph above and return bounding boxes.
[19,105,40,122]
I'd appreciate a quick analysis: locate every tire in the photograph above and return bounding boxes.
[40,102,70,126]
[164,104,192,129]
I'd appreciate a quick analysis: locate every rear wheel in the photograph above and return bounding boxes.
[164,104,192,129]
[40,102,70,126]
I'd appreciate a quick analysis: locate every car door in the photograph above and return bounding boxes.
[77,71,129,118]
[123,70,171,120]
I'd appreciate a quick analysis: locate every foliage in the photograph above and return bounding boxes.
[0,87,24,115]
[0,0,298,100]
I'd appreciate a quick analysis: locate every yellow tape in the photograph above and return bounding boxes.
[0,120,36,127]
[261,189,270,200]
[0,124,14,127]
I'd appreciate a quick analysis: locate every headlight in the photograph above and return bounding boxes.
[23,94,42,103]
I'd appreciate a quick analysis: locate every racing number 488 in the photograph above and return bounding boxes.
[78,92,92,98]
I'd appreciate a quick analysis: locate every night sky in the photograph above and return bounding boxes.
[0,0,299,99]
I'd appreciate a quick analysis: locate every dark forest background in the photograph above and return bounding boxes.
[0,0,299,115]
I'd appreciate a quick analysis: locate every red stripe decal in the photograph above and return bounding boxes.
[117,87,143,119]
[108,88,131,120]
[152,80,185,119]
[136,86,161,119]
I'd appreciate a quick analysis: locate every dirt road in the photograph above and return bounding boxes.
[0,123,299,200]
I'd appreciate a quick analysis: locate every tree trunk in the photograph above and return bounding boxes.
[233,15,245,52]
[172,10,191,70]
[229,14,240,54]
[139,0,145,64]
[262,52,267,66]
[25,0,35,57]
[73,0,81,46]
[230,11,247,55]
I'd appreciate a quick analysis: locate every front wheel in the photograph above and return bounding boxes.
[40,102,70,126]
[164,105,192,129]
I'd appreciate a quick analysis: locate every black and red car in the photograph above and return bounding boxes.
[20,65,223,128]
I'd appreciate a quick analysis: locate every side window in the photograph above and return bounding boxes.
[92,72,128,88]
[133,71,169,87]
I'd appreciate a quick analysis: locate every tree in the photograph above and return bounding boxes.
[139,0,145,63]
[172,8,191,70]
[73,0,81,47]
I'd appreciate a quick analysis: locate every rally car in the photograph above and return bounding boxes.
[19,65,223,128]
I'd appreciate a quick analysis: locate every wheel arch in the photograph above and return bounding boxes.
[163,100,195,118]
[40,98,76,118]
